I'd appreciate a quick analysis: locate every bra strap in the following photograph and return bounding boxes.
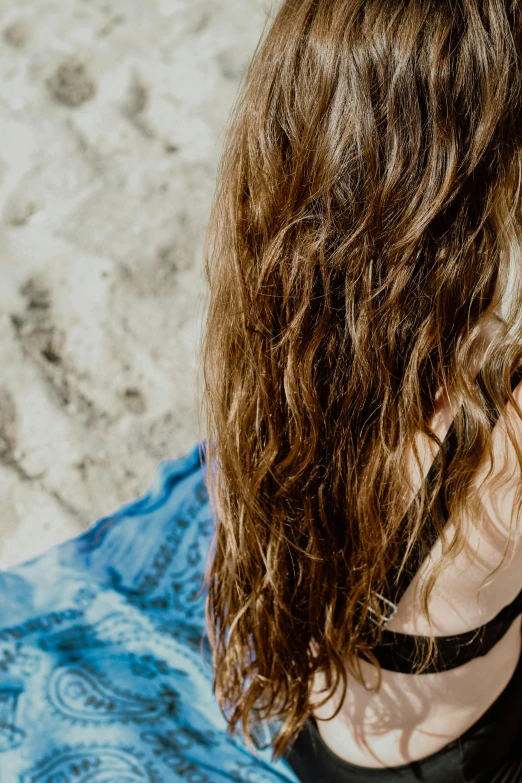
[367,364,522,628]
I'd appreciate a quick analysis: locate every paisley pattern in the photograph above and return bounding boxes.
[0,442,299,783]
[0,687,25,752]
[20,746,160,783]
[47,665,181,723]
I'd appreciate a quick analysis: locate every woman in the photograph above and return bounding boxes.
[2,2,522,782]
[200,0,522,780]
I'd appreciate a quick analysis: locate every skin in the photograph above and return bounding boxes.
[309,314,522,767]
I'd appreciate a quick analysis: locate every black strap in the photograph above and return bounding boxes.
[371,364,522,625]
[371,583,522,673]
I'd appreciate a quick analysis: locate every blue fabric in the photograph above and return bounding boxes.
[0,441,300,783]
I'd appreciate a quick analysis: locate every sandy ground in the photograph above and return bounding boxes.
[0,0,268,568]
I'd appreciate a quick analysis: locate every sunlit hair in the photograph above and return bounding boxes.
[197,0,522,763]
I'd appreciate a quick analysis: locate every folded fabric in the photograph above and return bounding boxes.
[0,441,299,783]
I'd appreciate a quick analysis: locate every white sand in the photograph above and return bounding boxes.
[0,0,268,567]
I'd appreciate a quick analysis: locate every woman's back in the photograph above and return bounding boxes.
[200,1,522,778]
[307,315,522,767]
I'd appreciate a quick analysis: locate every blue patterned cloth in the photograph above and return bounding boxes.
[0,442,300,783]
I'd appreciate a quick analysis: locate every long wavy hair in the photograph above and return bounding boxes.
[197,0,522,763]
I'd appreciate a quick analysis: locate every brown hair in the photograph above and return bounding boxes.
[197,0,522,763]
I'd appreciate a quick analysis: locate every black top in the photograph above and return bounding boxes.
[284,652,522,781]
